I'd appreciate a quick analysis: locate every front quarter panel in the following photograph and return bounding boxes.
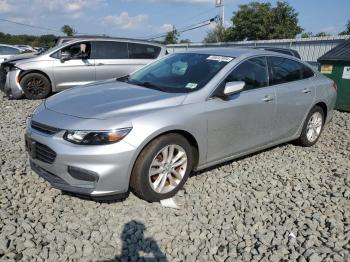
[123,103,208,173]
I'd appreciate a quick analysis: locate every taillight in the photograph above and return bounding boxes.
[332,82,337,91]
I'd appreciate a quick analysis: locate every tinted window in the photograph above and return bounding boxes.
[128,43,161,59]
[302,64,314,79]
[93,41,128,59]
[270,57,304,85]
[61,42,91,59]
[0,46,20,55]
[226,57,268,91]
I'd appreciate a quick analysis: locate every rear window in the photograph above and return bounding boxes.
[128,43,161,59]
[269,56,314,85]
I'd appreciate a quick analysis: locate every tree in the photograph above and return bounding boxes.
[314,32,330,37]
[164,29,179,45]
[226,1,302,41]
[61,25,76,36]
[301,32,313,38]
[179,39,191,44]
[339,20,350,35]
[203,25,229,43]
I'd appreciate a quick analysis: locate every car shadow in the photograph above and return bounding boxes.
[190,142,291,178]
[99,220,167,262]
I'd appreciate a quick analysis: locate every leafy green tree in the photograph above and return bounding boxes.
[164,29,179,45]
[61,25,76,36]
[301,32,313,38]
[339,20,350,35]
[179,39,191,44]
[225,1,302,41]
[203,25,230,43]
[314,32,330,37]
[0,32,56,47]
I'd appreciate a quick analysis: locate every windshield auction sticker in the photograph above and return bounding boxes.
[186,83,198,89]
[207,55,233,62]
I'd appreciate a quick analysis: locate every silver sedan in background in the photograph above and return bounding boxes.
[25,48,337,202]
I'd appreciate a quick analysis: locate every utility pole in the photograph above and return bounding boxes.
[215,0,224,27]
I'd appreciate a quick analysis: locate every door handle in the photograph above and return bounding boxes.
[302,88,311,94]
[262,95,274,102]
[96,63,105,66]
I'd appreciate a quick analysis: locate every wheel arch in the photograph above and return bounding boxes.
[129,129,200,180]
[314,101,328,121]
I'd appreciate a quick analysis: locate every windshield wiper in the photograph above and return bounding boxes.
[127,79,166,92]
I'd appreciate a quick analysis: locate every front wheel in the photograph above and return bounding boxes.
[20,73,51,100]
[296,106,325,147]
[130,134,193,202]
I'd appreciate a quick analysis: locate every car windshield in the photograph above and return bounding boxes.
[123,53,234,93]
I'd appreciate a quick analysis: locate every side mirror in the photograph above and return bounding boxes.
[223,81,245,96]
[60,52,71,63]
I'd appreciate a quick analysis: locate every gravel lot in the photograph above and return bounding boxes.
[0,92,349,262]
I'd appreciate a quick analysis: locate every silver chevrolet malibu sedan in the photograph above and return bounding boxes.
[26,48,337,202]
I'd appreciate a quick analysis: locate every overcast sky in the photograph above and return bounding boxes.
[0,0,349,42]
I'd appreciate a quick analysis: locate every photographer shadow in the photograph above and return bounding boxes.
[101,220,167,262]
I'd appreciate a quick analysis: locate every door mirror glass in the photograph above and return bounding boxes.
[223,81,245,96]
[60,52,71,63]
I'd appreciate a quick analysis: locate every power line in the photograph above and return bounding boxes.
[0,18,62,33]
[145,16,218,40]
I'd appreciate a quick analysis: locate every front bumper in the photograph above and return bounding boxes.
[0,67,23,99]
[26,123,137,197]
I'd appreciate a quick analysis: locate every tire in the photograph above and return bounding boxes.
[296,105,325,147]
[20,73,51,100]
[130,134,193,202]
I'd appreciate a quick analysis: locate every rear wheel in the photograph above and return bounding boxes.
[20,73,51,100]
[130,134,193,202]
[296,106,325,147]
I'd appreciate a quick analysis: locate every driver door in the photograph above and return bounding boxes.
[205,56,276,163]
[52,41,96,91]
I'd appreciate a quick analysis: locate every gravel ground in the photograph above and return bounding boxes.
[0,92,349,262]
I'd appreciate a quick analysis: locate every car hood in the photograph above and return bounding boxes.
[3,53,38,64]
[44,80,187,120]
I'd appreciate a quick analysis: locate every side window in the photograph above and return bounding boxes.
[92,41,128,59]
[61,42,91,59]
[226,57,268,91]
[0,46,20,55]
[269,57,303,85]
[128,43,161,59]
[302,64,314,79]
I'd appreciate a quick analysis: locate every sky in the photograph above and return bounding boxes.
[0,0,349,42]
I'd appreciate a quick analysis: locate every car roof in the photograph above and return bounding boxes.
[57,37,165,47]
[0,44,21,49]
[182,47,275,58]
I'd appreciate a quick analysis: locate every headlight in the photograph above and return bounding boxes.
[63,128,132,145]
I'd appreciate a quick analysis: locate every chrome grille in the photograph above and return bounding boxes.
[31,121,61,135]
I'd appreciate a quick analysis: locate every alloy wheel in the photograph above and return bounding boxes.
[306,111,323,143]
[148,144,188,194]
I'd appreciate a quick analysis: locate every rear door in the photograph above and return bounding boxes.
[52,41,96,91]
[93,41,161,81]
[268,56,316,140]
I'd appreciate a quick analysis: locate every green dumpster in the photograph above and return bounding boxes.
[318,38,350,112]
